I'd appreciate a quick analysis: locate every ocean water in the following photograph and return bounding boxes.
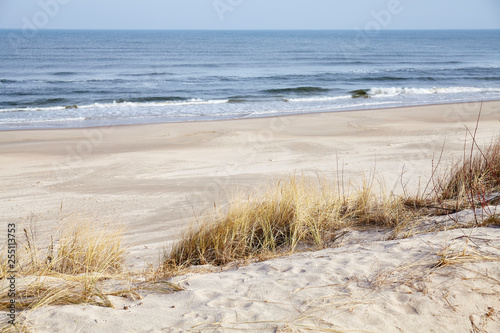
[0,29,499,130]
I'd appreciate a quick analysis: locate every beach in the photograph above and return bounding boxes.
[1,101,500,331]
[1,101,500,264]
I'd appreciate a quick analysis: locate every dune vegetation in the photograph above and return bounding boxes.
[164,134,500,270]
[0,217,181,332]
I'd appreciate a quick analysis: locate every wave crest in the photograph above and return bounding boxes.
[0,98,229,113]
[351,87,500,98]
[264,86,330,94]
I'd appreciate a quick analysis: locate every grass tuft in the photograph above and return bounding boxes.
[0,216,181,327]
[165,175,413,268]
[438,136,500,203]
[51,219,124,275]
[0,217,125,312]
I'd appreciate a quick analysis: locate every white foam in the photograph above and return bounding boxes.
[0,98,229,113]
[0,106,68,113]
[0,117,87,124]
[368,86,500,97]
[81,98,229,109]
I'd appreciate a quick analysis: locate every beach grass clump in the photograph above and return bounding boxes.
[438,136,500,203]
[399,133,500,219]
[0,217,127,312]
[50,220,124,275]
[15,218,125,277]
[165,176,412,268]
[344,178,411,227]
[165,177,338,267]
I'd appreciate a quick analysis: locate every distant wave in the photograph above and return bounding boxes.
[0,98,229,113]
[71,90,114,94]
[170,63,221,68]
[114,96,189,103]
[262,74,334,82]
[47,78,127,84]
[52,71,78,76]
[21,97,68,106]
[354,66,500,75]
[118,72,173,77]
[393,61,463,65]
[5,92,40,97]
[264,86,330,94]
[350,87,500,98]
[314,61,377,66]
[355,76,437,82]
[286,95,351,103]
[454,65,500,71]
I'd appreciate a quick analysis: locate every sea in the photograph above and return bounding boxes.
[0,29,499,130]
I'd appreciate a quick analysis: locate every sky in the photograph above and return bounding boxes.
[0,0,499,30]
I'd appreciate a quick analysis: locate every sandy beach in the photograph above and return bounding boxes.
[1,101,500,332]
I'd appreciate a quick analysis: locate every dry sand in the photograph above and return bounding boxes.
[1,101,500,332]
[29,227,500,333]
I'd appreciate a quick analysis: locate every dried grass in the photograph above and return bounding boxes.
[438,136,500,203]
[482,214,500,226]
[165,175,414,268]
[433,242,500,268]
[428,104,500,223]
[0,216,181,331]
[165,126,500,270]
[372,237,500,292]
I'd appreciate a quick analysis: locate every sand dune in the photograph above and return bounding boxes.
[29,226,500,332]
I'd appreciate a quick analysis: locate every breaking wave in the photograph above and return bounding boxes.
[351,87,500,98]
[0,98,229,113]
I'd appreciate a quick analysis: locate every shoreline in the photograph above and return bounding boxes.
[1,99,499,132]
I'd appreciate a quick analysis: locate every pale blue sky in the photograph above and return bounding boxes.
[0,0,499,30]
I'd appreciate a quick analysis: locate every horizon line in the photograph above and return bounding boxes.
[1,28,499,31]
